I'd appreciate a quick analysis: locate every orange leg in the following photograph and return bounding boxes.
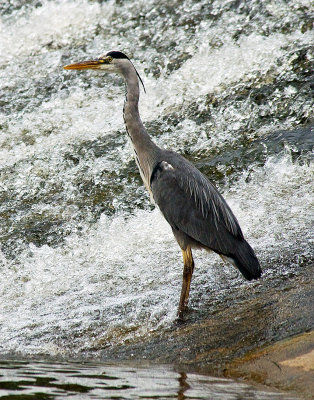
[178,247,194,318]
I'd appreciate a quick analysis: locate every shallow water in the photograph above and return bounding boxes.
[0,0,313,370]
[0,360,298,399]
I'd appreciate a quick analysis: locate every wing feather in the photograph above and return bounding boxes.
[150,153,243,255]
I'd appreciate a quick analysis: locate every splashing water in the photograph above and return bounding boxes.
[0,0,313,358]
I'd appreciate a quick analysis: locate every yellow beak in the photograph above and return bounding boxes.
[63,60,102,70]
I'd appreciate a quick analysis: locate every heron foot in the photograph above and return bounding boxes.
[175,316,186,325]
[177,304,192,320]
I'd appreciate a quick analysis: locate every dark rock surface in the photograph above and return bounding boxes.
[92,261,313,399]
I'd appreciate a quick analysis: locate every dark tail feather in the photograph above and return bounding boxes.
[228,240,262,281]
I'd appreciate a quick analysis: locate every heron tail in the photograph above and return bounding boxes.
[224,240,262,281]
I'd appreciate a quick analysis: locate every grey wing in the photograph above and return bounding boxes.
[150,156,244,255]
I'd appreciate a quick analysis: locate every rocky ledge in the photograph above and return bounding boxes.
[94,262,313,399]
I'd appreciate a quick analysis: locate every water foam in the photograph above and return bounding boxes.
[147,30,312,117]
[0,149,311,354]
[0,0,113,62]
[0,0,312,356]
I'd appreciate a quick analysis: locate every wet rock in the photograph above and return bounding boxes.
[225,331,314,399]
[94,262,314,399]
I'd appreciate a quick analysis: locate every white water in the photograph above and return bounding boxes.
[0,0,313,355]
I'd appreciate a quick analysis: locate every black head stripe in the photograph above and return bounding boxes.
[136,69,146,94]
[105,51,129,60]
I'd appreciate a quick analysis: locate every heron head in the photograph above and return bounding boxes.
[63,51,128,73]
[63,51,145,91]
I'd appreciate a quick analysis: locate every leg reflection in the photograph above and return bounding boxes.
[177,371,190,400]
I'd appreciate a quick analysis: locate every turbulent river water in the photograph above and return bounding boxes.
[0,0,313,398]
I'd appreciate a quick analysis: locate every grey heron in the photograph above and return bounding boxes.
[64,51,262,318]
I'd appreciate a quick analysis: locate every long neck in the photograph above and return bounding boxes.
[122,65,159,190]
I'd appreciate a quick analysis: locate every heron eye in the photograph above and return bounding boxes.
[98,57,113,64]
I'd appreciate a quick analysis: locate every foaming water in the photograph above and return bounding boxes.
[0,0,109,62]
[153,31,312,113]
[0,151,312,355]
[0,0,313,360]
[0,210,177,354]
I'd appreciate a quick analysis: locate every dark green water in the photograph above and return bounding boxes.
[0,360,298,399]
